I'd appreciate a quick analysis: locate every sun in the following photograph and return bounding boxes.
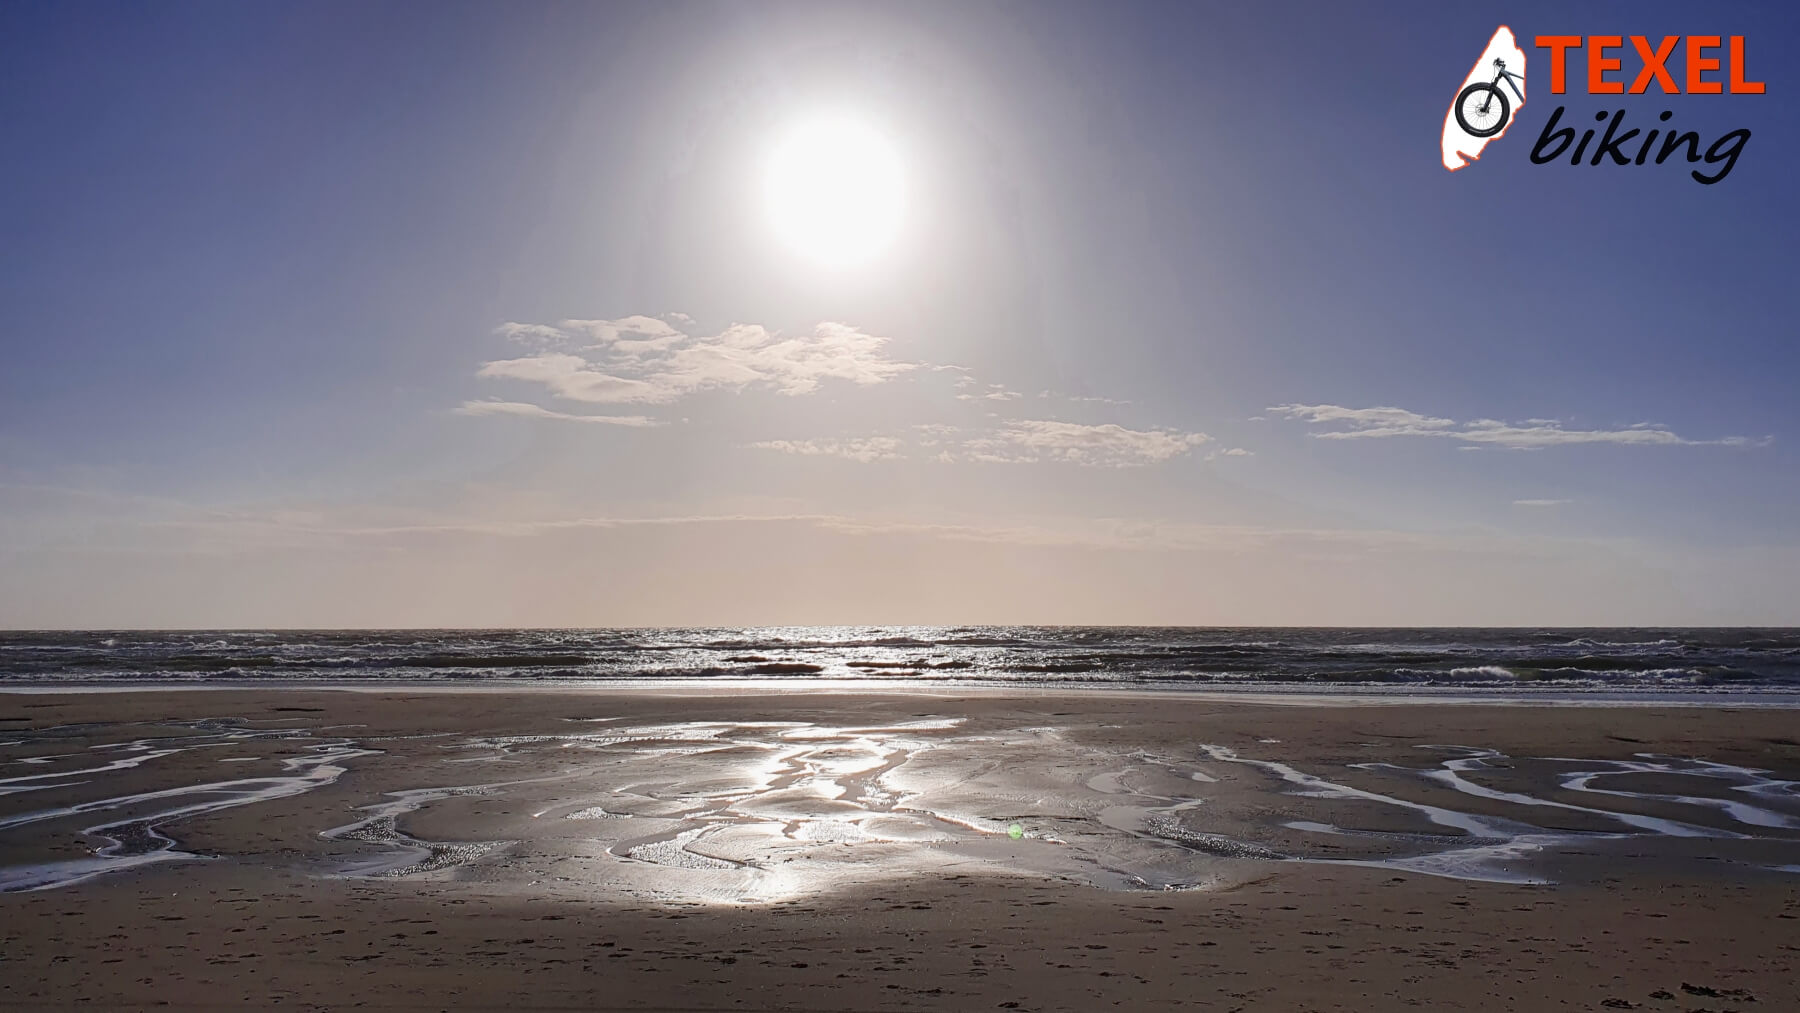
[764,114,904,269]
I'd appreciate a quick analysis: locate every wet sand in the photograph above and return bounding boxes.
[3,688,1799,1010]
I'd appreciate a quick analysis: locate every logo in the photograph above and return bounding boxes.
[1442,27,1526,171]
[1444,31,1763,183]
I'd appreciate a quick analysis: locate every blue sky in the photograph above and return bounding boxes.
[1,0,1796,626]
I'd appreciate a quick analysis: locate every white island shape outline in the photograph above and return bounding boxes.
[1443,26,1527,172]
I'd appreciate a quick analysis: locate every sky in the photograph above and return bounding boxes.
[1,0,1796,628]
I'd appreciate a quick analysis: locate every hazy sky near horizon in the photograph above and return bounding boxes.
[2,0,1797,627]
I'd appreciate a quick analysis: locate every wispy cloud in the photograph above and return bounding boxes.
[747,437,905,462]
[1270,403,1761,449]
[455,400,660,427]
[1513,498,1571,507]
[1042,391,1132,406]
[1271,405,1455,433]
[956,382,1024,402]
[961,420,1209,467]
[493,322,568,348]
[479,316,916,406]
[560,315,683,347]
[471,316,1203,468]
[749,420,1211,468]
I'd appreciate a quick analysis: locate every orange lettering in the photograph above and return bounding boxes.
[1628,36,1679,94]
[1535,35,1582,94]
[1729,36,1765,94]
[1588,36,1624,93]
[1686,35,1722,94]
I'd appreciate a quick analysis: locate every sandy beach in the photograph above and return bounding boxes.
[3,688,1798,1010]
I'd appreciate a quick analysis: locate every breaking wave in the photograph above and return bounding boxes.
[2,627,1798,695]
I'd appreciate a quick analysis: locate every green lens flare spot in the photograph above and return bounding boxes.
[1007,823,1024,840]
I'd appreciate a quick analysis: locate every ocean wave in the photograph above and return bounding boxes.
[4,627,1799,691]
[1557,638,1684,649]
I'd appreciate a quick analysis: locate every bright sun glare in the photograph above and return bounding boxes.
[764,114,904,269]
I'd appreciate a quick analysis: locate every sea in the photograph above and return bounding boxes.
[3,627,1799,695]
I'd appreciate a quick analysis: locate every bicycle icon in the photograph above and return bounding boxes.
[1455,58,1525,138]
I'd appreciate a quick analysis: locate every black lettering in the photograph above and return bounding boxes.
[1589,110,1639,166]
[1572,111,1607,165]
[1693,129,1750,184]
[1526,108,1749,184]
[1531,106,1574,164]
[1657,128,1702,165]
[1636,112,1673,165]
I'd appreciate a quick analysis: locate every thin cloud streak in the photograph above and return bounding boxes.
[748,437,906,462]
[468,315,1210,469]
[961,419,1209,466]
[748,420,1212,467]
[455,400,660,426]
[1270,403,1763,448]
[479,317,916,406]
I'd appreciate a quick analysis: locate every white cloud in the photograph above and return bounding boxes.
[1268,404,1457,433]
[476,356,670,404]
[957,383,1023,402]
[961,419,1209,467]
[749,421,1210,468]
[477,317,916,406]
[748,437,905,463]
[1270,403,1760,449]
[1513,498,1571,507]
[1041,391,1132,406]
[454,400,659,427]
[561,315,685,356]
[470,316,1193,466]
[1206,447,1253,460]
[912,423,961,445]
[494,322,567,347]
